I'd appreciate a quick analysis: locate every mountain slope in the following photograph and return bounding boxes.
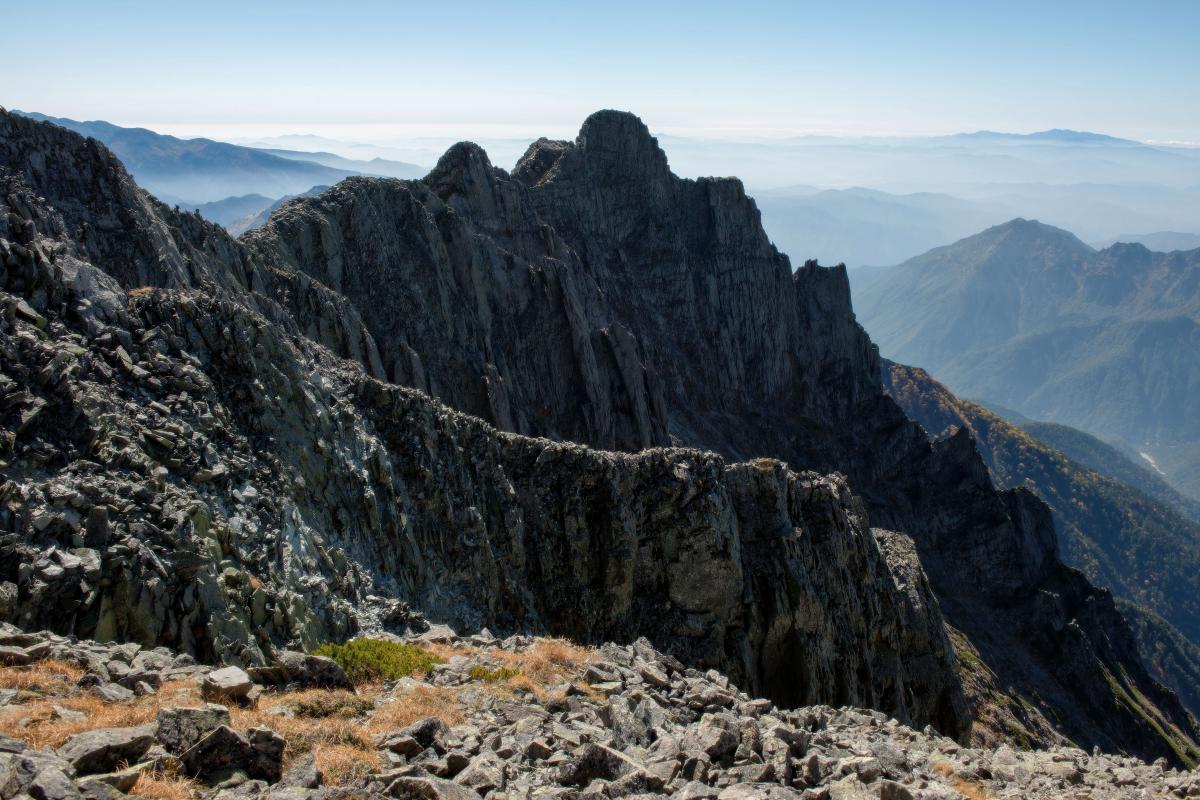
[2,108,1196,764]
[855,218,1200,500]
[14,111,362,202]
[884,361,1200,721]
[1019,420,1200,524]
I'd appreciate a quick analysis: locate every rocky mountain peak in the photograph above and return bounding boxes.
[578,109,666,156]
[562,109,673,186]
[426,140,498,198]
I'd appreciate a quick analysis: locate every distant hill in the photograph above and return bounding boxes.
[756,186,1012,268]
[14,111,357,203]
[1092,231,1200,252]
[12,111,424,203]
[884,361,1200,716]
[948,129,1144,146]
[255,148,423,180]
[230,185,329,236]
[855,219,1200,501]
[191,193,275,228]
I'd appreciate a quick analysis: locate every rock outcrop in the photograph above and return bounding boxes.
[1,107,1197,765]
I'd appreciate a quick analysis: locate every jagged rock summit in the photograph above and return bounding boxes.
[0,107,1197,769]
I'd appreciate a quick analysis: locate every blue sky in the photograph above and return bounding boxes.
[6,0,1199,142]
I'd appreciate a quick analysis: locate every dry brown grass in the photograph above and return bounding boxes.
[425,637,594,702]
[365,685,466,735]
[0,660,85,694]
[313,743,381,786]
[0,660,395,786]
[128,772,199,800]
[127,286,155,299]
[0,691,160,750]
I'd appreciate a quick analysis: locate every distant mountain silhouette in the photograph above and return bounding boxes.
[949,129,1143,146]
[855,219,1200,501]
[1092,231,1200,252]
[12,111,422,204]
[191,193,275,227]
[254,147,423,180]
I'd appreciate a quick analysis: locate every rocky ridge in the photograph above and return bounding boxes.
[0,108,962,735]
[2,626,1198,800]
[246,112,1199,761]
[0,107,1197,764]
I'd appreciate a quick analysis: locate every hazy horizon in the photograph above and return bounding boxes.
[7,0,1200,145]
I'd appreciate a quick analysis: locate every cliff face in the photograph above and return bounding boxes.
[1,108,1196,764]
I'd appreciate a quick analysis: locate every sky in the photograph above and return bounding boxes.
[5,0,1199,144]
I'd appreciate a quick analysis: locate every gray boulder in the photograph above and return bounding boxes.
[87,684,134,704]
[57,726,155,775]
[179,724,284,784]
[558,743,646,785]
[388,775,480,800]
[249,651,351,690]
[156,704,231,754]
[200,666,255,705]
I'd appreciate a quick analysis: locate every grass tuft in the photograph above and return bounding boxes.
[287,690,374,719]
[128,771,198,800]
[313,639,444,684]
[468,665,520,682]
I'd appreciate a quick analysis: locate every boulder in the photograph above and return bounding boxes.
[452,754,505,793]
[88,683,134,704]
[0,751,38,797]
[156,704,231,754]
[199,666,255,705]
[401,718,450,754]
[557,743,646,785]
[82,762,151,793]
[388,775,480,800]
[179,725,254,781]
[250,650,352,690]
[684,716,738,761]
[278,753,323,789]
[57,725,155,775]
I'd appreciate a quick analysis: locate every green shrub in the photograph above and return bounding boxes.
[468,664,521,682]
[313,639,444,683]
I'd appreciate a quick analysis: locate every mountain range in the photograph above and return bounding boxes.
[14,111,1200,268]
[3,107,1197,766]
[854,219,1200,502]
[12,111,424,204]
